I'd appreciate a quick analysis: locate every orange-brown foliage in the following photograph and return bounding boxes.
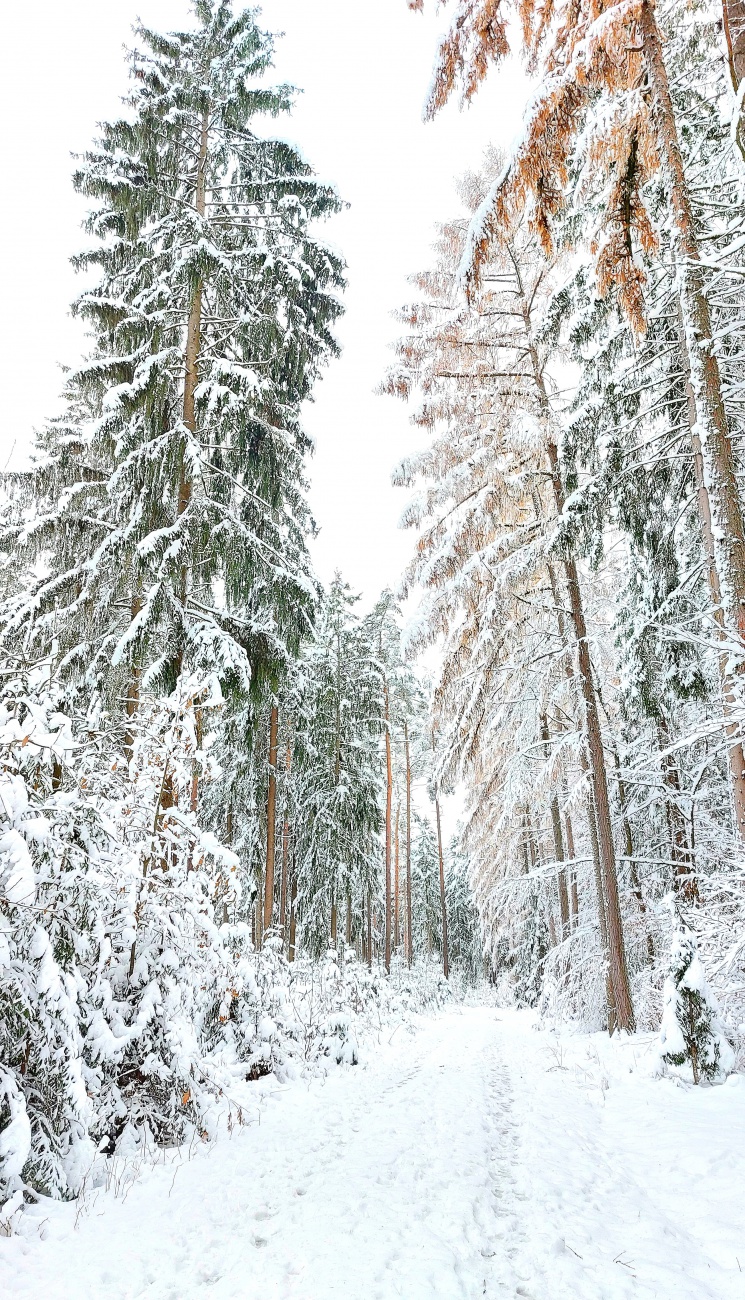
[410,0,664,331]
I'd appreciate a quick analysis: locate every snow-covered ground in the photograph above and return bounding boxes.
[1,1007,743,1299]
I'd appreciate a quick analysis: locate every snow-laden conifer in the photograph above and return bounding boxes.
[659,906,735,1084]
[292,577,384,956]
[1,1,340,719]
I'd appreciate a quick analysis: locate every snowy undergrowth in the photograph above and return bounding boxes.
[0,942,474,1238]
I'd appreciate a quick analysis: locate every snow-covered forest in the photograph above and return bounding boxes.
[1,1,745,1296]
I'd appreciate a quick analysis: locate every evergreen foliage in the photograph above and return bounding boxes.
[659,909,735,1084]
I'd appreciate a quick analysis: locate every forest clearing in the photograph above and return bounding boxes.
[2,0,745,1294]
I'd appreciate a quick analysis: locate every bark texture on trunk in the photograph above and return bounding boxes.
[263,704,279,935]
[723,0,745,88]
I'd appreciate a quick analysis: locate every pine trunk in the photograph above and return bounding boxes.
[394,802,400,951]
[548,443,634,1030]
[519,258,634,1029]
[366,890,373,971]
[263,704,278,936]
[384,684,392,974]
[404,721,413,967]
[723,0,745,154]
[279,742,291,944]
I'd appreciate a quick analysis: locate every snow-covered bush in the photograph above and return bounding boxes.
[0,666,108,1201]
[658,911,735,1085]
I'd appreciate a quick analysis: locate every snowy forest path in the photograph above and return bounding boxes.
[2,1006,744,1299]
[0,1008,513,1300]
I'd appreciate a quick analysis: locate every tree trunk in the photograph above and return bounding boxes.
[346,892,352,947]
[563,804,579,927]
[254,889,262,953]
[189,705,203,821]
[384,685,392,974]
[517,250,634,1029]
[613,754,655,963]
[643,2,745,841]
[222,805,234,926]
[331,899,337,945]
[585,785,616,1032]
[366,889,373,971]
[525,806,539,869]
[723,0,745,156]
[280,742,291,944]
[521,810,532,875]
[673,297,745,834]
[178,105,209,601]
[724,0,745,85]
[288,867,297,962]
[656,717,698,905]
[404,721,414,967]
[434,793,450,979]
[545,891,558,950]
[540,713,570,938]
[263,704,279,936]
[280,817,290,942]
[394,802,401,951]
[124,594,143,762]
[548,443,634,1030]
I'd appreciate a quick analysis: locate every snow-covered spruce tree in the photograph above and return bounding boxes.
[1,2,345,1183]
[292,576,385,958]
[410,813,443,961]
[1,1,340,730]
[408,0,745,841]
[444,834,483,984]
[659,907,735,1083]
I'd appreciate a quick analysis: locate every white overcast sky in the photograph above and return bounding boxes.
[1,0,526,606]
